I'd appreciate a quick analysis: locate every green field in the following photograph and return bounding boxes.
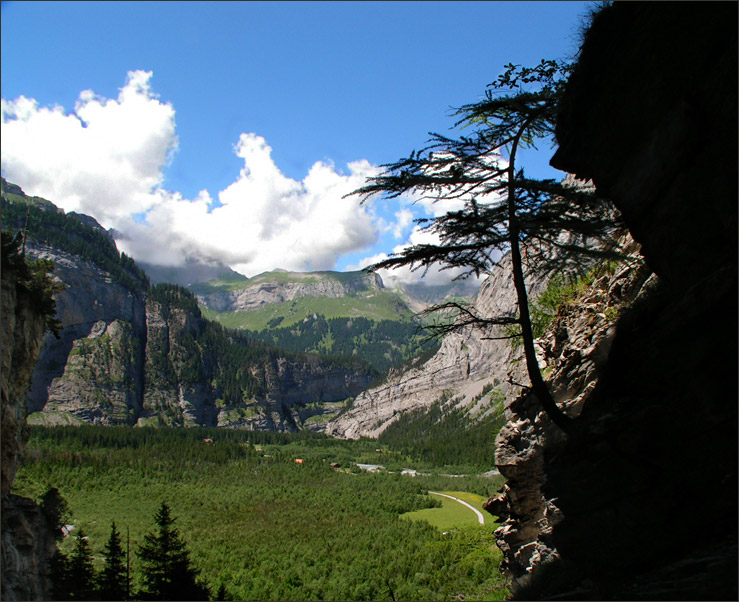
[402,491,492,531]
[15,426,508,601]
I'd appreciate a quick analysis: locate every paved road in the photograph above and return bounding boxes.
[429,491,485,525]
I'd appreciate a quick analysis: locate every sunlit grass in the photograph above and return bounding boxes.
[402,491,492,531]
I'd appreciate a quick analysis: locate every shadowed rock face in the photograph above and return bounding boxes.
[1,252,58,601]
[490,3,737,600]
[551,2,737,293]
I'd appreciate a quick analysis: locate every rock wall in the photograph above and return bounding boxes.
[1,253,50,497]
[489,4,737,599]
[1,245,58,600]
[24,244,375,429]
[27,243,147,422]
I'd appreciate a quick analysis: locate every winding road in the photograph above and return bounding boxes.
[429,491,485,525]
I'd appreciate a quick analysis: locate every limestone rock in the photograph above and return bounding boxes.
[326,255,546,439]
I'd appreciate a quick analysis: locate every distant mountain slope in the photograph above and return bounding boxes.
[325,254,547,440]
[193,269,415,329]
[1,179,376,430]
[242,313,439,374]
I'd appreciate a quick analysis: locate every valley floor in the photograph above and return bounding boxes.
[15,426,509,601]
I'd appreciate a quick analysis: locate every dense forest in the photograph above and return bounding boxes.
[378,387,507,471]
[16,426,508,601]
[243,313,439,374]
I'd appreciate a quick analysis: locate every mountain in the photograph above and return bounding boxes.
[192,269,415,329]
[189,268,442,374]
[138,257,247,288]
[386,277,482,313]
[1,180,376,430]
[324,253,546,440]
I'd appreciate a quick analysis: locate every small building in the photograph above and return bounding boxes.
[330,462,341,468]
[203,438,214,444]
[294,458,304,464]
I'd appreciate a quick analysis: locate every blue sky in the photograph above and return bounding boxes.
[1,1,592,283]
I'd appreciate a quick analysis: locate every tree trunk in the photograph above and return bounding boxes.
[507,118,573,434]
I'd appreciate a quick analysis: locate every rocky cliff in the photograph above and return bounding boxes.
[488,4,737,599]
[27,242,147,423]
[326,255,546,439]
[138,286,375,430]
[1,233,59,601]
[3,185,375,430]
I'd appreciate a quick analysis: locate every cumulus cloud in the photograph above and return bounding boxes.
[1,72,384,276]
[1,70,176,225]
[118,134,383,275]
[0,70,494,287]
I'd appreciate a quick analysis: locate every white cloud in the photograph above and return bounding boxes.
[2,72,384,276]
[392,208,414,239]
[0,71,496,287]
[1,70,177,225]
[346,224,483,288]
[116,134,382,275]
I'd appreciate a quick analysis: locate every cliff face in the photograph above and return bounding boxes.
[31,276,375,429]
[326,255,545,439]
[1,253,51,496]
[28,243,146,423]
[489,4,737,599]
[5,197,376,429]
[1,241,58,601]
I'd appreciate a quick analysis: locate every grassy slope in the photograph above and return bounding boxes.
[201,291,414,331]
[192,269,415,331]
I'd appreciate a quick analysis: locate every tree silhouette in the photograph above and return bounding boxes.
[98,522,128,600]
[136,502,210,601]
[351,60,629,433]
[68,529,96,600]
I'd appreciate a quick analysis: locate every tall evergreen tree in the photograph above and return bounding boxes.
[48,547,73,601]
[98,521,129,601]
[68,529,96,600]
[136,502,210,601]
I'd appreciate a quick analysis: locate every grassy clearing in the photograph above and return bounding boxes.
[402,491,492,531]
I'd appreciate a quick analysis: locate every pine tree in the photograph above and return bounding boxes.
[136,502,210,601]
[49,547,72,601]
[98,521,128,600]
[68,529,96,600]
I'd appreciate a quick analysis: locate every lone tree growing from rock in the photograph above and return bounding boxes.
[351,60,628,433]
